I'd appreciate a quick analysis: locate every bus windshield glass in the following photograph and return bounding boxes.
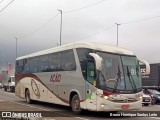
[96,52,141,93]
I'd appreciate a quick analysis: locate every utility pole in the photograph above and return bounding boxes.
[57,9,62,46]
[115,23,121,46]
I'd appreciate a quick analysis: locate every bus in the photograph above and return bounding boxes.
[15,42,150,114]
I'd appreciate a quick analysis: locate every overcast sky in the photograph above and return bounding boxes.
[0,0,160,70]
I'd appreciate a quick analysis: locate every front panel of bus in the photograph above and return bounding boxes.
[77,48,142,111]
[95,51,142,111]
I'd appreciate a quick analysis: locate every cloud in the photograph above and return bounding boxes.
[0,0,160,69]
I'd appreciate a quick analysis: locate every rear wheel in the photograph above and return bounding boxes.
[25,89,32,104]
[71,94,82,114]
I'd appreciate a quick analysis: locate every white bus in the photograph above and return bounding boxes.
[15,42,150,114]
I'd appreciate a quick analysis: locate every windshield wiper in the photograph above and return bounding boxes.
[113,65,121,92]
[127,66,137,92]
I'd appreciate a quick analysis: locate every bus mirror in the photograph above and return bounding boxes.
[138,59,150,75]
[89,53,102,71]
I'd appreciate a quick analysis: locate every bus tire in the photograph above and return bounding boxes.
[4,86,7,91]
[25,89,32,104]
[71,94,82,114]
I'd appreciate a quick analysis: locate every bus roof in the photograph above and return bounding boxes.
[16,42,135,60]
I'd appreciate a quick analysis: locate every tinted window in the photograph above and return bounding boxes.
[39,55,49,72]
[86,61,96,84]
[48,52,61,71]
[16,50,77,73]
[61,50,76,71]
[76,48,93,62]
[22,59,30,73]
[76,48,94,79]
[16,60,24,73]
[30,57,39,72]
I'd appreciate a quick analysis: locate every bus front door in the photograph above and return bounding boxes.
[85,61,97,110]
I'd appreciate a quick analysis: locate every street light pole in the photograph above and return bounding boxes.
[57,9,62,46]
[14,37,17,58]
[115,23,121,46]
[0,50,1,71]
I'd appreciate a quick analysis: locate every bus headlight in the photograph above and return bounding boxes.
[135,94,142,100]
[101,104,104,108]
[104,96,108,100]
[137,96,142,100]
[139,96,142,100]
[96,93,108,100]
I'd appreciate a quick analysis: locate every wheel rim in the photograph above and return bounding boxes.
[73,98,80,111]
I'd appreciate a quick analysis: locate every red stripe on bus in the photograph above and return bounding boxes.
[80,100,85,102]
[103,90,114,96]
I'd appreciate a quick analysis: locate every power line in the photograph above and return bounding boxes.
[0,0,5,4]
[17,0,108,38]
[18,13,60,39]
[0,0,15,13]
[64,0,107,13]
[78,25,114,40]
[121,15,160,25]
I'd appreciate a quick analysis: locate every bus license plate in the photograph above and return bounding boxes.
[121,105,129,109]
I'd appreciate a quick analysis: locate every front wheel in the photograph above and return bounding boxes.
[25,89,32,104]
[71,94,82,114]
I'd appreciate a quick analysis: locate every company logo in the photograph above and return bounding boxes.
[50,73,61,83]
[1,112,42,118]
[2,112,11,118]
[31,79,40,99]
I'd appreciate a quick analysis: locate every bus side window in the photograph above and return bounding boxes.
[86,61,96,84]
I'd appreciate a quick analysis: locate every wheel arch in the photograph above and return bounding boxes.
[69,89,81,106]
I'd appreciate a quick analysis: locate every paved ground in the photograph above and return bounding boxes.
[0,89,160,120]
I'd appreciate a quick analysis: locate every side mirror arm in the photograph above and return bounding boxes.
[89,53,102,71]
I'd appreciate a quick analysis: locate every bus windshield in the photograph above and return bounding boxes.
[97,52,142,93]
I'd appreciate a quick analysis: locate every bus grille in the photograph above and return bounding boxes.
[110,99,137,103]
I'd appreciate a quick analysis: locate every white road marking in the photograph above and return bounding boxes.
[75,117,90,120]
[0,98,90,120]
[7,100,51,111]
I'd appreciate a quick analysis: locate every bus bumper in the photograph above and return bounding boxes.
[96,99,142,111]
